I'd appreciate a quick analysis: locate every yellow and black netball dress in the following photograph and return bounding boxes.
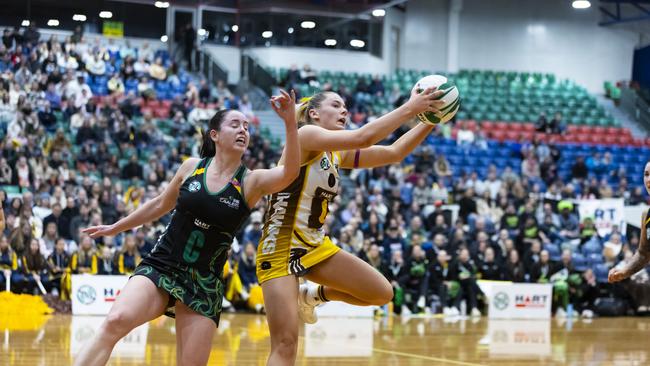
[256,152,341,284]
[133,157,250,325]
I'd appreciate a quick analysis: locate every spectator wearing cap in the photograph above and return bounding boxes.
[557,200,580,241]
[382,224,406,262]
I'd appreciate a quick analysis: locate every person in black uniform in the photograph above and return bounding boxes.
[610,161,650,284]
[74,90,300,366]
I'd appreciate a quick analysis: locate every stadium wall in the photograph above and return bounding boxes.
[401,0,639,93]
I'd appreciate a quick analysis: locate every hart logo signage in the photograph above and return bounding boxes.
[487,283,552,319]
[72,275,129,315]
[514,294,549,309]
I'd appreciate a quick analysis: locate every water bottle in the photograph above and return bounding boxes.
[567,303,574,318]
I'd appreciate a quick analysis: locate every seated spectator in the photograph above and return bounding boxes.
[0,235,18,291]
[384,250,407,314]
[431,249,459,315]
[550,249,579,317]
[451,248,481,316]
[478,246,502,280]
[117,234,141,275]
[86,53,106,78]
[434,154,452,178]
[21,238,50,294]
[402,245,430,313]
[47,238,70,297]
[557,200,580,242]
[505,249,525,282]
[70,235,97,274]
[149,57,167,81]
[107,73,125,95]
[456,121,475,147]
[530,249,553,283]
[237,242,264,312]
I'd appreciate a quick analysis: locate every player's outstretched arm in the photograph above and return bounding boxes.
[339,122,435,169]
[82,158,199,238]
[298,87,444,153]
[609,212,650,282]
[245,90,300,205]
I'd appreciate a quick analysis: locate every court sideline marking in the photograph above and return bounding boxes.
[370,347,487,366]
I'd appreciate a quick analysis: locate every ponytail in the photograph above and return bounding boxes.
[200,128,215,158]
[200,109,232,158]
[295,92,333,126]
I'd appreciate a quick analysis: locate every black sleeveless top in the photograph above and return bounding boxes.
[144,157,251,274]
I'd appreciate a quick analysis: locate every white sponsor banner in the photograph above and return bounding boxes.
[577,198,626,237]
[71,274,129,315]
[488,320,551,358]
[488,283,552,319]
[304,317,373,357]
[70,315,148,358]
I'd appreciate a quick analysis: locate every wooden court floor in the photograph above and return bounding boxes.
[1,313,649,365]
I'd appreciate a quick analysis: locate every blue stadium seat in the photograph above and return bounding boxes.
[587,253,604,266]
[545,243,561,261]
[594,264,610,284]
[572,253,588,272]
[582,241,602,255]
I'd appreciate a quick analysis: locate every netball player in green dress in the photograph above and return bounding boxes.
[74,90,300,366]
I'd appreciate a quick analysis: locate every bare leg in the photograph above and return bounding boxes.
[262,276,300,366]
[305,250,393,306]
[74,276,169,366]
[175,301,217,366]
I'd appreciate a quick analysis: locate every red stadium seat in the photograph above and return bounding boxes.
[466,120,478,130]
[482,121,494,130]
[495,122,508,131]
[567,125,579,134]
[593,127,605,135]
[521,123,536,132]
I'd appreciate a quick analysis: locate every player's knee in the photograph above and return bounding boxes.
[274,332,298,360]
[365,278,393,305]
[102,310,133,337]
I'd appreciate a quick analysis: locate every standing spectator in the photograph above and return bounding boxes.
[183,23,196,71]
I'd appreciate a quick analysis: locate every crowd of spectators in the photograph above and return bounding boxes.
[0,27,648,318]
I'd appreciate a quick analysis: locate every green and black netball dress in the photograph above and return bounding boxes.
[133,157,250,325]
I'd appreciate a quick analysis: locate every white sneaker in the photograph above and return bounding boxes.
[555,308,567,318]
[443,307,451,316]
[297,284,318,324]
[470,308,482,317]
[581,309,594,318]
[401,305,412,316]
[449,307,460,316]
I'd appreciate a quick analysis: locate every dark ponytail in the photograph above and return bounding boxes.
[200,109,232,158]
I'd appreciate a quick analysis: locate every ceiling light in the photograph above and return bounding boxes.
[372,9,386,17]
[160,35,168,42]
[288,27,294,34]
[324,39,337,46]
[262,31,273,39]
[231,25,239,32]
[99,11,113,19]
[197,28,207,36]
[572,0,591,9]
[300,21,316,29]
[47,19,60,27]
[350,39,365,48]
[72,14,87,22]
[154,1,170,8]
[21,20,30,27]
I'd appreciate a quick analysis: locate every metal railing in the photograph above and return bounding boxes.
[197,49,229,86]
[241,52,276,96]
[621,87,650,133]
